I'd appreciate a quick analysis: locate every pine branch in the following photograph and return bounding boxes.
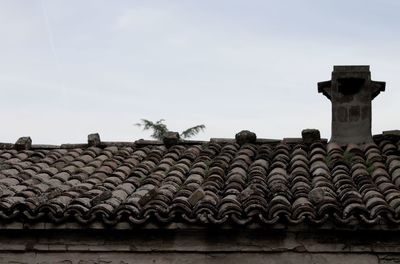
[180,124,206,139]
[136,119,168,140]
[136,119,205,140]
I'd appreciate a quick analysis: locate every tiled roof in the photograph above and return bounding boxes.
[1,132,400,228]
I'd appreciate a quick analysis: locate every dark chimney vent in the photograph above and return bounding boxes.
[318,66,385,145]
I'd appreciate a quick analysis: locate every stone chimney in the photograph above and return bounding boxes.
[318,66,385,145]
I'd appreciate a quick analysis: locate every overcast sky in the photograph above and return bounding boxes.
[1,0,399,144]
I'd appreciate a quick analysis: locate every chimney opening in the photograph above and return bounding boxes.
[337,78,365,95]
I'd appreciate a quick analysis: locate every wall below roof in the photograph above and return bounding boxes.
[0,252,381,264]
[0,228,399,264]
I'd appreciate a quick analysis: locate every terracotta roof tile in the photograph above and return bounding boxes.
[2,135,400,227]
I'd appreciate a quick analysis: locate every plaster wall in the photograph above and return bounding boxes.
[0,228,399,264]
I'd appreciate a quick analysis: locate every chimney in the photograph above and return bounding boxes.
[318,66,385,145]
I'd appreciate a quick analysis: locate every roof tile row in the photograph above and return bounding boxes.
[0,136,400,227]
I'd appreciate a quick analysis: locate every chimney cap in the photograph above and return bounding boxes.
[333,65,370,72]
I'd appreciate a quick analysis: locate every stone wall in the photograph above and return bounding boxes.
[0,228,400,264]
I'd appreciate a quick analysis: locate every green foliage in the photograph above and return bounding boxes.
[136,119,205,140]
[343,151,355,164]
[324,155,332,168]
[366,160,376,175]
[181,125,206,138]
[135,119,168,140]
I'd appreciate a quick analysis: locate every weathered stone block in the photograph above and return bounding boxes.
[163,132,180,147]
[87,133,101,147]
[14,137,32,150]
[235,130,256,145]
[301,129,321,144]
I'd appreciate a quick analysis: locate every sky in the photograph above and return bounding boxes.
[0,0,399,144]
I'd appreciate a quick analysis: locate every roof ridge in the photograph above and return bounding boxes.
[1,129,398,150]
